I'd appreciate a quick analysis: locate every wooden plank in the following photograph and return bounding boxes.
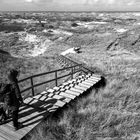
[62,82,70,86]
[69,84,75,88]
[24,97,43,107]
[65,90,80,96]
[0,131,11,140]
[39,95,49,101]
[0,125,23,139]
[19,106,34,114]
[53,95,71,103]
[47,89,55,93]
[59,92,76,99]
[54,100,66,107]
[78,83,91,88]
[0,127,18,140]
[91,74,101,78]
[59,88,66,92]
[81,81,94,86]
[24,98,38,105]
[33,94,43,100]
[85,80,99,85]
[48,93,54,98]
[88,77,101,81]
[82,80,93,85]
[77,80,83,84]
[5,123,31,138]
[32,92,66,107]
[34,95,66,108]
[85,79,98,83]
[23,114,43,127]
[40,91,50,96]
[53,86,61,91]
[87,77,101,81]
[48,106,58,112]
[70,87,83,93]
[24,97,33,104]
[19,113,44,130]
[19,109,40,121]
[65,86,71,90]
[74,85,87,91]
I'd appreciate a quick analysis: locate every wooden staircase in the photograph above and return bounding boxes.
[56,55,74,68]
[24,73,101,111]
[0,55,102,140]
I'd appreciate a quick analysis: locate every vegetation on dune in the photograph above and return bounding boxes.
[25,26,140,140]
[1,12,140,140]
[0,23,25,32]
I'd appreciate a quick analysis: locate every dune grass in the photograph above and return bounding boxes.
[23,28,140,140]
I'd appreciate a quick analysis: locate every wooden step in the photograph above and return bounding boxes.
[89,76,101,80]
[74,85,87,91]
[70,87,84,93]
[52,95,71,103]
[78,83,91,89]
[81,81,94,86]
[33,95,66,108]
[65,90,80,96]
[59,92,76,99]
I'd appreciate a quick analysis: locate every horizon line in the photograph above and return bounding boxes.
[1,10,140,13]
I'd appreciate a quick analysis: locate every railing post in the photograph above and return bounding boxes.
[79,64,82,74]
[30,77,34,96]
[55,71,58,86]
[73,66,75,74]
[71,67,73,79]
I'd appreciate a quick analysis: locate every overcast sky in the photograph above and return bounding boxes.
[0,0,140,11]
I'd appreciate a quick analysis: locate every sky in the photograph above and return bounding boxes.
[0,0,140,11]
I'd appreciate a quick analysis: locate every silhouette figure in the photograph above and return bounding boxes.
[6,69,23,130]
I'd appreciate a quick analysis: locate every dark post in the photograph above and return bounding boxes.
[30,77,34,96]
[73,66,75,74]
[55,71,58,86]
[71,67,73,79]
[79,64,82,74]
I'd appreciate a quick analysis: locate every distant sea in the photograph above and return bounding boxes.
[1,11,140,13]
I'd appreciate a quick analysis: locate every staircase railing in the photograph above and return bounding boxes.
[18,64,82,97]
[59,55,94,74]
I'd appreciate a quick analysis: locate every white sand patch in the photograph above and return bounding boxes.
[11,38,53,58]
[29,39,52,57]
[90,21,107,24]
[19,33,40,44]
[115,28,127,33]
[86,25,95,29]
[78,21,107,26]
[96,32,112,37]
[61,48,76,56]
[24,34,40,43]
[42,29,47,33]
[99,13,104,17]
[133,13,140,16]
[43,29,73,36]
[78,24,95,29]
[11,19,39,24]
[77,21,107,29]
[91,12,96,15]
[55,30,73,36]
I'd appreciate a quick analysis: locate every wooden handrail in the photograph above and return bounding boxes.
[18,64,82,96]
[18,64,80,83]
[60,55,94,74]
[18,54,94,97]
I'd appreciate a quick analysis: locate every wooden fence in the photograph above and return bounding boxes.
[18,64,83,97]
[59,55,94,74]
